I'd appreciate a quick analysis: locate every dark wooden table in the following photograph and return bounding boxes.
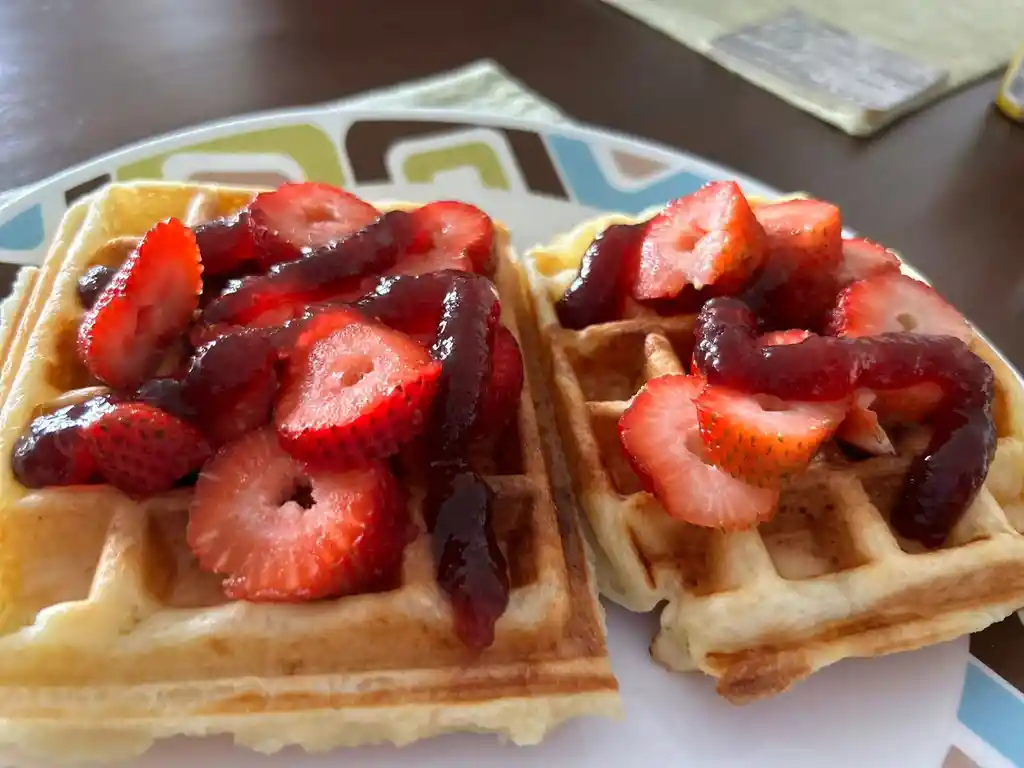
[0,0,1021,367]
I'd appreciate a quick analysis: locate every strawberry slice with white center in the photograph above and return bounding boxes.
[403,200,494,274]
[633,181,764,300]
[187,427,412,602]
[275,309,442,468]
[837,237,901,286]
[247,182,380,269]
[77,219,203,390]
[829,273,973,344]
[836,390,895,456]
[618,374,779,529]
[694,385,847,486]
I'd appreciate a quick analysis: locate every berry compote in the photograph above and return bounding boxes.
[692,297,997,546]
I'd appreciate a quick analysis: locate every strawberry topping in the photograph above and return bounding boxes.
[83,402,212,497]
[78,219,203,390]
[406,201,495,275]
[837,237,901,286]
[475,324,525,437]
[275,309,441,468]
[193,215,256,278]
[830,273,973,344]
[420,274,508,648]
[181,331,280,445]
[76,265,117,309]
[633,181,764,300]
[758,329,813,347]
[743,198,843,331]
[247,182,380,269]
[354,271,468,343]
[618,373,779,529]
[384,247,474,279]
[200,211,415,327]
[872,382,945,424]
[12,396,116,487]
[187,428,411,602]
[556,223,646,330]
[134,377,195,421]
[695,386,846,486]
[693,297,996,546]
[836,390,895,456]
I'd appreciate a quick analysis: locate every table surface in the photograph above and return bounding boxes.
[0,0,1021,367]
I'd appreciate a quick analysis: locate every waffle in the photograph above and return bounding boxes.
[0,181,620,762]
[519,208,1024,703]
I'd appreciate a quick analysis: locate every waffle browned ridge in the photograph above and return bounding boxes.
[519,208,1024,703]
[0,182,620,762]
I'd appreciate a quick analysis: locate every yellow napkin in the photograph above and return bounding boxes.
[601,0,1024,136]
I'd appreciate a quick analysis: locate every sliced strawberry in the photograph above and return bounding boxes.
[836,390,895,456]
[475,324,524,437]
[694,385,847,485]
[872,382,945,425]
[829,273,973,344]
[247,182,380,269]
[744,198,843,331]
[406,201,494,274]
[83,402,212,497]
[753,199,843,260]
[636,283,715,318]
[193,215,256,278]
[633,181,764,300]
[275,309,442,467]
[837,237,900,286]
[618,374,779,529]
[386,247,474,278]
[187,427,412,602]
[327,249,477,306]
[78,219,202,390]
[201,212,413,327]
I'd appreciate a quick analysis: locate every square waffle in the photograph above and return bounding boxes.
[0,181,620,761]
[518,206,1024,703]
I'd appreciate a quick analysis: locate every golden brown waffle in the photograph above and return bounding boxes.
[519,209,1024,704]
[0,181,620,761]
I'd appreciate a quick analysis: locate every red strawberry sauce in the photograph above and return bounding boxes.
[692,297,997,546]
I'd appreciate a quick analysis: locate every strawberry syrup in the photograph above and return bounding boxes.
[693,297,997,546]
[422,274,510,649]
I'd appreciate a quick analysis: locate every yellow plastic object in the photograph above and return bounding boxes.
[996,47,1024,122]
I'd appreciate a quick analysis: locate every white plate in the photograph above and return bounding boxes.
[0,106,1020,768]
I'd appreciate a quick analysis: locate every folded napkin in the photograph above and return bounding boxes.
[335,60,570,123]
[600,0,1024,136]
